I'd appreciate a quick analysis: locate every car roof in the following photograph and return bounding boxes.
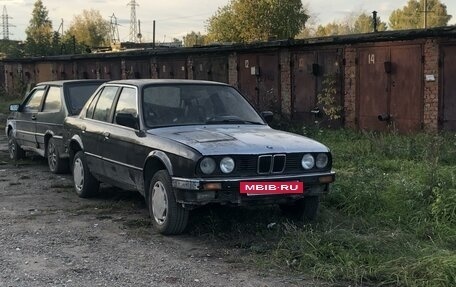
[104,79,230,88]
[37,79,108,86]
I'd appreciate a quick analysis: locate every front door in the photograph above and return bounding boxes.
[16,86,47,148]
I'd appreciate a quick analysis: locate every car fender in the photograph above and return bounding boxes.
[144,150,173,176]
[69,134,84,151]
[5,120,17,137]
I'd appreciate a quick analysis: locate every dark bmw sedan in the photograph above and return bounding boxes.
[64,79,335,234]
[6,80,106,173]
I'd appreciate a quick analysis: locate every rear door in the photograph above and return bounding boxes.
[35,85,65,152]
[82,86,120,177]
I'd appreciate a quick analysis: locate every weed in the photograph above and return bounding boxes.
[191,129,456,286]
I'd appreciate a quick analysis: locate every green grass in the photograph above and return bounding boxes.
[189,129,456,287]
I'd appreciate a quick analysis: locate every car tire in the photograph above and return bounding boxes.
[280,195,320,221]
[47,137,69,174]
[72,151,99,198]
[148,170,189,235]
[8,129,25,160]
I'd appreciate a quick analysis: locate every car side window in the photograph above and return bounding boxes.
[86,89,102,118]
[42,86,62,112]
[23,89,46,112]
[92,86,118,122]
[114,87,138,122]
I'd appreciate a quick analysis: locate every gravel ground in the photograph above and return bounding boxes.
[0,135,323,287]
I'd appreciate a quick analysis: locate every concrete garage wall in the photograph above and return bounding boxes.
[2,26,456,133]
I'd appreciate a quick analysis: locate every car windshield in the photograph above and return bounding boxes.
[142,84,265,128]
[66,83,103,115]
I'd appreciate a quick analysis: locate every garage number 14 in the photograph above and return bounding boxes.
[368,54,375,64]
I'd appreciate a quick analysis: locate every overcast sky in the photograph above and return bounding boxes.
[1,0,455,42]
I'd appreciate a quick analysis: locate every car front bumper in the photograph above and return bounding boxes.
[171,171,335,206]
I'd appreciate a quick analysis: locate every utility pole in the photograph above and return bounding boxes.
[372,11,378,32]
[1,6,14,40]
[127,0,139,42]
[57,18,64,35]
[109,13,120,44]
[137,20,142,43]
[424,0,428,28]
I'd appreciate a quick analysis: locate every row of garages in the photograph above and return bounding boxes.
[2,26,456,133]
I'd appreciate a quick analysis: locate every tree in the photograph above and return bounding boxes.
[0,40,24,58]
[315,22,351,37]
[24,0,53,56]
[353,13,387,33]
[183,31,207,47]
[314,12,387,37]
[206,0,309,43]
[66,9,110,47]
[389,0,452,30]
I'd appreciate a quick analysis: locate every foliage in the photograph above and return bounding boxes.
[315,12,387,37]
[66,9,110,47]
[24,0,54,56]
[206,0,309,43]
[190,129,456,286]
[353,12,388,33]
[0,40,24,58]
[316,73,342,120]
[389,0,452,30]
[183,31,208,47]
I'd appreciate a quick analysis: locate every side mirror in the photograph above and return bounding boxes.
[261,111,274,124]
[116,113,139,129]
[9,104,20,112]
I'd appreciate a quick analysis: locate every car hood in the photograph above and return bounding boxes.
[147,125,330,155]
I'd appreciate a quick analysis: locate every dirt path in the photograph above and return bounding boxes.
[0,135,320,287]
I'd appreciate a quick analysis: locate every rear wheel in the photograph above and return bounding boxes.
[47,137,68,174]
[73,151,99,198]
[148,170,189,235]
[8,129,25,160]
[280,195,320,221]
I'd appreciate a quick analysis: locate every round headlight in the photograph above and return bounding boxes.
[301,154,315,170]
[316,153,329,169]
[200,157,216,174]
[220,157,235,174]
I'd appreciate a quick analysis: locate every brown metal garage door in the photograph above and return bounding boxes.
[192,56,228,83]
[357,45,422,133]
[441,45,456,131]
[238,52,280,111]
[157,59,187,79]
[292,49,343,127]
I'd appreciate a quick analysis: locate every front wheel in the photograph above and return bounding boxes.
[8,129,25,160]
[148,170,189,235]
[47,137,68,174]
[73,151,99,198]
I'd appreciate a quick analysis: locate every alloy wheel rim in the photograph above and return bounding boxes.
[8,137,15,159]
[73,158,84,192]
[152,181,168,225]
[48,142,57,170]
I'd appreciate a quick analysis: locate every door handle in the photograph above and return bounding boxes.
[103,132,110,140]
[31,115,37,120]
